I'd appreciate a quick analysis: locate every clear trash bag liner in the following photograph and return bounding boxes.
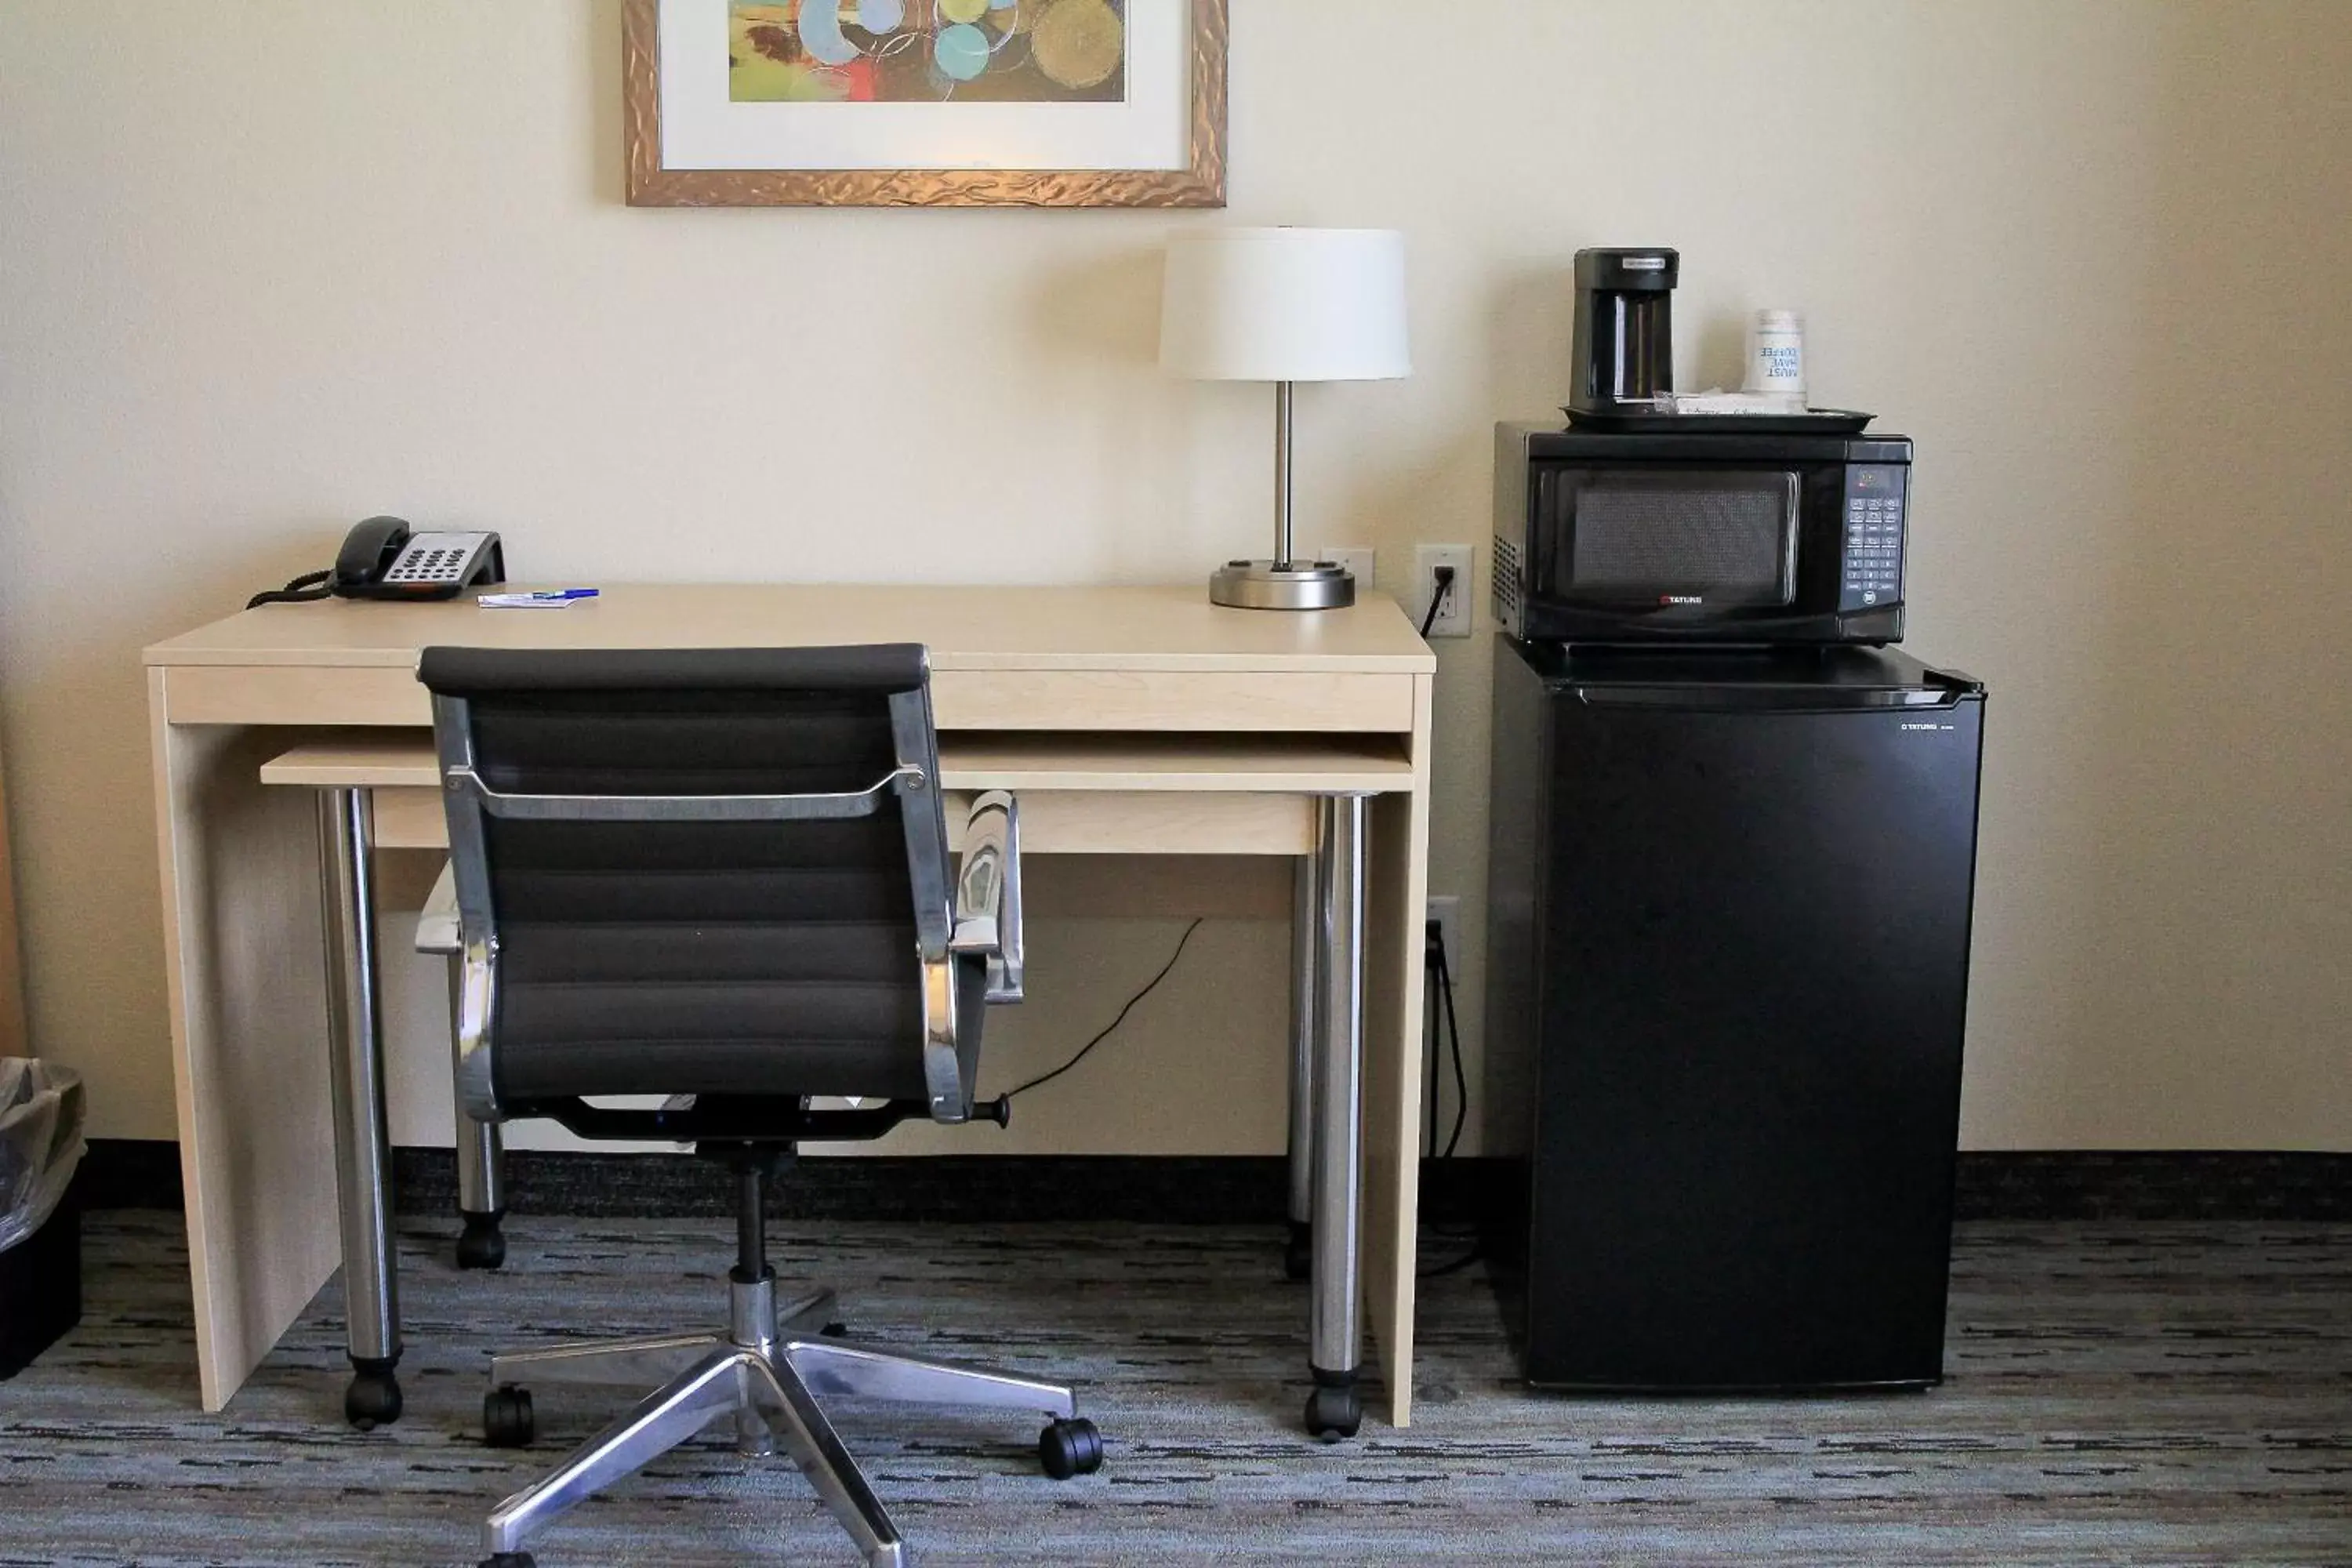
[0,1059,86,1254]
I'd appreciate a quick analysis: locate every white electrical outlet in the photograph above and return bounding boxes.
[1318,546,1376,589]
[1414,544,1473,637]
[1425,895,1462,967]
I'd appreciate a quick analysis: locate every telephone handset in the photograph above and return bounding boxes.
[246,517,506,608]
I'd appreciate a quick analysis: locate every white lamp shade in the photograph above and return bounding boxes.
[1159,227,1410,382]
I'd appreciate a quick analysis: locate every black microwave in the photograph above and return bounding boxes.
[1493,423,1913,646]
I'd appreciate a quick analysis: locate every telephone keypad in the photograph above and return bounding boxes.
[385,533,491,586]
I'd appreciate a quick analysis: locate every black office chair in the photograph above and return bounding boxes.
[417,644,1102,1568]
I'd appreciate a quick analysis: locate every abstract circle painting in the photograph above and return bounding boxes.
[728,0,1128,103]
[633,0,1226,209]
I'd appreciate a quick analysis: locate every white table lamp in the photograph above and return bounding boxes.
[1160,227,1410,609]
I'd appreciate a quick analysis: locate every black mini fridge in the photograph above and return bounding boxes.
[1483,638,1986,1392]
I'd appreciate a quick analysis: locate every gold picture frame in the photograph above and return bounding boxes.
[622,0,1227,208]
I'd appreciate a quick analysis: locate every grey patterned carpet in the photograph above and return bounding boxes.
[1,1213,2347,1565]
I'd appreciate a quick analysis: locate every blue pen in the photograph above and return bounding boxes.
[479,588,600,607]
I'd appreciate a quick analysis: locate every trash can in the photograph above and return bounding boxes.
[0,1059,86,1378]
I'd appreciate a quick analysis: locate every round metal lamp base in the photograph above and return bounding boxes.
[1209,560,1357,612]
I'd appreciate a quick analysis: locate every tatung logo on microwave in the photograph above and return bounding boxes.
[1658,594,1704,605]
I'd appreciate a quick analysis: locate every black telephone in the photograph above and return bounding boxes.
[247,517,506,608]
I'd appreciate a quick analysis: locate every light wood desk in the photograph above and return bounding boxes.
[144,585,1436,1428]
[0,738,25,1058]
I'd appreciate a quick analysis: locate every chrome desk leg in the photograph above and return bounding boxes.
[319,786,402,1428]
[1305,794,1367,1441]
[444,952,506,1271]
[1283,854,1318,1282]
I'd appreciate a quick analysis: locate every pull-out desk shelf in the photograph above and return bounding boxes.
[260,731,1417,855]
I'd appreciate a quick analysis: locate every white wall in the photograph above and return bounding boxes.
[1,2,2345,1152]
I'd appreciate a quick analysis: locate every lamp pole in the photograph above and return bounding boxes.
[1272,379,1295,571]
[1208,379,1355,610]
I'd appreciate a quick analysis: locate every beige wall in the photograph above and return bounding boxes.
[1,2,2345,1152]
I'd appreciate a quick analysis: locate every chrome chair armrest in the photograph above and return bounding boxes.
[949,789,1023,1004]
[416,860,500,1123]
[416,861,460,956]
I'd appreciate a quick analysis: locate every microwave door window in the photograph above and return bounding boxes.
[1560,473,1799,607]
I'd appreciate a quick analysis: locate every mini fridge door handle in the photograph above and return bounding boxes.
[1571,683,1976,714]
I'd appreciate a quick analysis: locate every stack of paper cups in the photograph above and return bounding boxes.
[1744,310,1806,401]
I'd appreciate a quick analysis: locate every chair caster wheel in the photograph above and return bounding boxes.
[456,1210,506,1271]
[821,1321,848,1338]
[1283,1221,1312,1283]
[478,1555,535,1567]
[344,1359,402,1430]
[1305,1382,1361,1442]
[1038,1417,1104,1479]
[484,1384,535,1448]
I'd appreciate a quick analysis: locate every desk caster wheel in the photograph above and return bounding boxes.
[344,1357,402,1430]
[1039,1417,1104,1479]
[485,1385,535,1448]
[1304,1381,1360,1443]
[457,1210,506,1271]
[1283,1221,1312,1283]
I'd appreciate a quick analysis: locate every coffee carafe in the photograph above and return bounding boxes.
[1568,248,1679,415]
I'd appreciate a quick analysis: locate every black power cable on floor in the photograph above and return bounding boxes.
[1000,919,1205,1102]
[1417,917,1483,1279]
[1418,1235,1487,1279]
[1428,923,1468,1159]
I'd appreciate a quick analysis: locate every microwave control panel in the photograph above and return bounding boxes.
[1840,465,1907,611]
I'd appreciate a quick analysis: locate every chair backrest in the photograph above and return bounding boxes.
[416,645,981,1128]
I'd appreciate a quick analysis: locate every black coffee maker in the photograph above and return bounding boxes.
[1567,248,1679,416]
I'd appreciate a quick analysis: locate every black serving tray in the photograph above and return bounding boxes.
[1563,406,1875,434]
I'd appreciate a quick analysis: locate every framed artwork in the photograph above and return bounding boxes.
[622,0,1227,208]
